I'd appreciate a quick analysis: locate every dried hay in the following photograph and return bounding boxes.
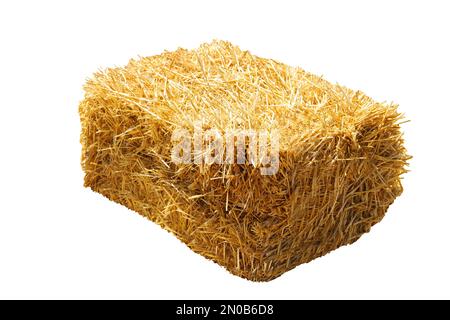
[79,40,410,281]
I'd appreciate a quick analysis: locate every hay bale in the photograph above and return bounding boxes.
[79,40,409,281]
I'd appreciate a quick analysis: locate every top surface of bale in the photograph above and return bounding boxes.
[84,40,392,151]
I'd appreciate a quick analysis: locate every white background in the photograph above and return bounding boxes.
[0,0,449,299]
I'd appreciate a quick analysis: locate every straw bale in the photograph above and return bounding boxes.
[79,40,409,281]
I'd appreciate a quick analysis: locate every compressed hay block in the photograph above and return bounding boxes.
[79,40,409,281]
